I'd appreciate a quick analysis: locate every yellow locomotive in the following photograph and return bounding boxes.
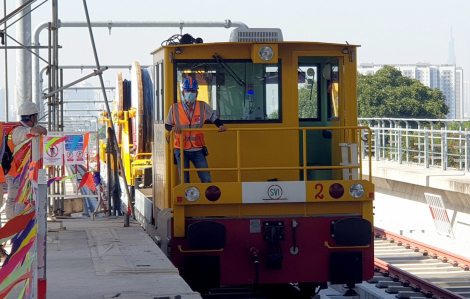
[106,28,375,297]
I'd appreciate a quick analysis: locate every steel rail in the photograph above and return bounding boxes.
[374,257,465,299]
[374,227,470,299]
[375,227,470,270]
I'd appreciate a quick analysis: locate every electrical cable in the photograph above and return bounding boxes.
[142,68,154,153]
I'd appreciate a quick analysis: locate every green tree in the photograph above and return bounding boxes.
[267,84,318,119]
[98,124,107,140]
[298,84,318,118]
[358,66,449,119]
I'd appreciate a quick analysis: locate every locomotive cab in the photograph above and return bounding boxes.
[150,29,375,295]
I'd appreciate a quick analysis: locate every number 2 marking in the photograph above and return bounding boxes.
[315,184,324,199]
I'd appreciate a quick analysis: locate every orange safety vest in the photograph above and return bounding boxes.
[6,123,30,178]
[173,101,206,150]
[0,123,5,183]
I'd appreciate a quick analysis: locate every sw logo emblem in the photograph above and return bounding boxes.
[265,185,285,200]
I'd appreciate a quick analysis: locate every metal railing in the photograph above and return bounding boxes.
[171,126,373,185]
[359,118,470,172]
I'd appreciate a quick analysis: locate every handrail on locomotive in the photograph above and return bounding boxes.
[174,126,373,184]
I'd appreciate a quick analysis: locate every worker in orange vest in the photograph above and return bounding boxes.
[6,102,47,220]
[165,77,226,183]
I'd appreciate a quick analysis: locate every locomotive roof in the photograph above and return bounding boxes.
[150,41,360,55]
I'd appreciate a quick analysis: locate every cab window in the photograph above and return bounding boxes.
[298,64,319,120]
[174,60,281,123]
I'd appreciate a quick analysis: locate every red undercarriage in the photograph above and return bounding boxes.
[171,216,374,286]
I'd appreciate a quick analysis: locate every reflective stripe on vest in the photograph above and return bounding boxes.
[173,101,206,150]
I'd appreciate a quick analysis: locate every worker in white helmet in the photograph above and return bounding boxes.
[5,102,47,221]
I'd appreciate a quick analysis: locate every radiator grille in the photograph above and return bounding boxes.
[229,28,283,42]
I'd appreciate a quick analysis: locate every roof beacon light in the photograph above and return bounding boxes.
[258,46,274,61]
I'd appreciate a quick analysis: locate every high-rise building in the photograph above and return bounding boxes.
[357,63,464,119]
[465,81,470,118]
[448,27,456,65]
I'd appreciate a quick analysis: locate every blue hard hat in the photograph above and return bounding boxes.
[182,77,199,90]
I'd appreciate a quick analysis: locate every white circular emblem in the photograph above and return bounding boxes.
[267,185,283,200]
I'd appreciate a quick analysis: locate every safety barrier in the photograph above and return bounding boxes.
[0,130,101,298]
[359,118,470,171]
[0,136,42,298]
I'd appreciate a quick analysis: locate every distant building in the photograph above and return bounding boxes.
[464,81,470,118]
[0,88,16,121]
[357,63,464,119]
[448,27,456,65]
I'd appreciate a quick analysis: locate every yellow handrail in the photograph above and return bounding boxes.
[171,126,373,184]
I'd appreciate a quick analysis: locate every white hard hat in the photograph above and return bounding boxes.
[18,101,39,116]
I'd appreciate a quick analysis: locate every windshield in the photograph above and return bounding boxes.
[175,59,281,122]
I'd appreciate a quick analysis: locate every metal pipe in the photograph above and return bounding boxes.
[32,20,248,104]
[61,86,114,90]
[62,100,111,103]
[0,45,55,49]
[53,0,58,131]
[3,0,8,122]
[60,68,63,131]
[425,128,429,168]
[441,127,446,171]
[398,126,402,164]
[42,67,107,99]
[47,22,51,131]
[63,109,104,112]
[466,129,469,173]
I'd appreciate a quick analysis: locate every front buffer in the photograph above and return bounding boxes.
[171,216,373,291]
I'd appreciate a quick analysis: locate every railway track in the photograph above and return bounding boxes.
[372,227,470,299]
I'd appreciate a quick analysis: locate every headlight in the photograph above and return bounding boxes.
[185,186,200,202]
[258,46,274,61]
[349,183,365,199]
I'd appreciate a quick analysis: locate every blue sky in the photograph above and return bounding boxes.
[0,0,469,100]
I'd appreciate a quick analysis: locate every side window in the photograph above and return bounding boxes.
[154,65,159,121]
[154,61,164,122]
[159,63,164,121]
[298,60,319,120]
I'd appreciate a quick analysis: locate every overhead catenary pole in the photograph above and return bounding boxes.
[81,0,135,220]
[15,0,32,112]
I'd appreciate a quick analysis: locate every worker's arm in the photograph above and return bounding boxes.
[165,105,181,134]
[204,103,226,132]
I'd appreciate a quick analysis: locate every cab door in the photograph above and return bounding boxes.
[294,53,345,181]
